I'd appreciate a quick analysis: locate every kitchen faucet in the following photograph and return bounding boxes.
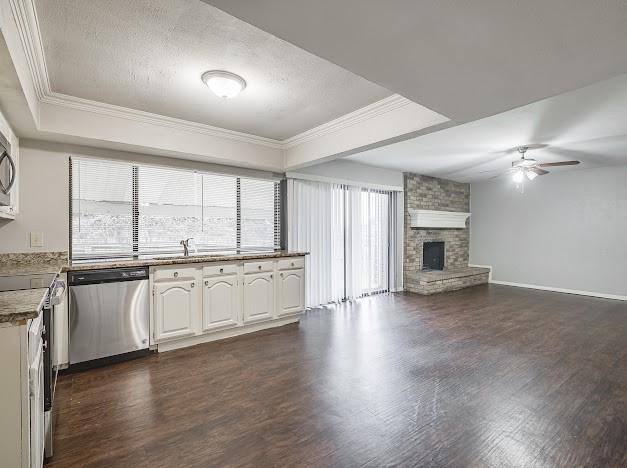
[180,238,194,256]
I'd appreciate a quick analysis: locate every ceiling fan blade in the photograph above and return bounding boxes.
[530,167,549,175]
[538,160,580,167]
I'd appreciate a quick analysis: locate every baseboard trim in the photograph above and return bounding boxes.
[490,280,627,302]
[468,264,626,301]
[156,315,301,352]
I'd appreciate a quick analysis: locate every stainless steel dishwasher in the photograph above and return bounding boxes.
[69,267,150,368]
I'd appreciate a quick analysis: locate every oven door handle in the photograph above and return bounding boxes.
[0,150,16,195]
[49,280,66,306]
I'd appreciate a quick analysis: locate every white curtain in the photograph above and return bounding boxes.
[287,179,344,307]
[288,178,403,307]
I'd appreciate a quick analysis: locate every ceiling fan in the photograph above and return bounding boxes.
[505,146,580,183]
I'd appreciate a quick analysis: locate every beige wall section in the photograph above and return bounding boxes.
[0,139,286,254]
[288,159,403,190]
[0,144,69,253]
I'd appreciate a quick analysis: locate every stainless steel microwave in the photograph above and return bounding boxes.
[0,131,16,206]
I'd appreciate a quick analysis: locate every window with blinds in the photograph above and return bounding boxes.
[138,166,203,254]
[240,178,277,249]
[70,158,282,260]
[71,159,134,257]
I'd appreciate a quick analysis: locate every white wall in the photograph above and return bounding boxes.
[287,159,404,190]
[0,145,69,253]
[470,166,627,298]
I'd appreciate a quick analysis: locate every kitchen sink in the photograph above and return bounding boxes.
[152,250,275,261]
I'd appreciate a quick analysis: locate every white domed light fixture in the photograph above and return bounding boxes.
[201,70,247,99]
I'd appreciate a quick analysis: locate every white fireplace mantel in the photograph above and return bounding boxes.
[409,209,470,229]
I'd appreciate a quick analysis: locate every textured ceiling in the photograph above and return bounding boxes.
[34,0,392,140]
[347,75,627,182]
[205,0,627,125]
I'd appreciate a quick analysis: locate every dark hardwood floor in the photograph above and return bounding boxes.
[48,284,627,467]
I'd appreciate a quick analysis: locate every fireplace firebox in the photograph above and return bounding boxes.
[423,241,444,271]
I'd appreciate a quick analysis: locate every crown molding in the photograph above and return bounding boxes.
[9,0,419,155]
[282,94,413,148]
[40,91,285,149]
[9,0,51,99]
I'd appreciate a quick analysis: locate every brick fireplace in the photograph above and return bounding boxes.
[404,173,489,295]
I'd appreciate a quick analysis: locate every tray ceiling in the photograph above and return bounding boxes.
[34,0,392,140]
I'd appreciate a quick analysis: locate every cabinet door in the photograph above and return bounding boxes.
[203,275,240,331]
[154,280,198,342]
[243,272,274,323]
[29,342,44,468]
[277,269,305,316]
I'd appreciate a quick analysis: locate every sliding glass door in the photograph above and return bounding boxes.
[288,179,393,306]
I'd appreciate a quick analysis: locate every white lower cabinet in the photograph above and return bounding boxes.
[202,275,240,331]
[151,256,305,350]
[277,269,305,316]
[243,272,275,323]
[153,280,199,342]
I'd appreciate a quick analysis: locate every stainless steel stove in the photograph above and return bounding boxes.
[0,271,65,459]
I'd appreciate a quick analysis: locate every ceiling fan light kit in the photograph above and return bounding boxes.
[507,146,580,187]
[512,168,525,184]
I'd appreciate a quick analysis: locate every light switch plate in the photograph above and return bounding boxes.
[30,231,44,248]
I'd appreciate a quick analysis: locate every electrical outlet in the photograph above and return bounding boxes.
[30,232,44,248]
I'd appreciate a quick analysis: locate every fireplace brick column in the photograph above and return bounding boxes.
[404,173,486,294]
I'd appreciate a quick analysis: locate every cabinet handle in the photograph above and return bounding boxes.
[191,282,195,288]
[173,272,178,278]
[291,262,294,267]
[220,268,224,273]
[270,274,273,279]
[258,265,262,270]
[204,280,208,286]
[280,273,283,277]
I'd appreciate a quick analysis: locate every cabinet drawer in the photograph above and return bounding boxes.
[277,257,305,270]
[203,263,239,277]
[243,261,274,274]
[153,266,198,282]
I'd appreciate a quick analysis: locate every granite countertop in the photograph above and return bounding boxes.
[0,250,308,324]
[0,288,49,323]
[0,252,69,324]
[64,250,309,272]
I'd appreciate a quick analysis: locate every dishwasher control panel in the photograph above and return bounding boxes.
[69,267,149,285]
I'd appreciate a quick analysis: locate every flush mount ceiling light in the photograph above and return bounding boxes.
[201,70,247,99]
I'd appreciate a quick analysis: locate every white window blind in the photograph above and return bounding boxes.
[70,158,282,259]
[201,173,237,249]
[360,189,390,295]
[287,179,392,307]
[138,166,202,254]
[71,159,134,258]
[241,178,276,249]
